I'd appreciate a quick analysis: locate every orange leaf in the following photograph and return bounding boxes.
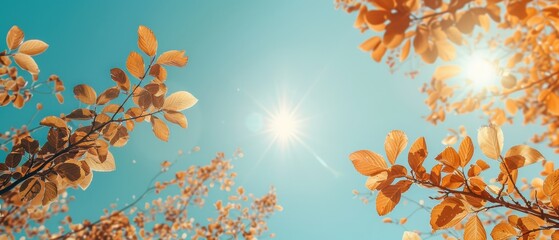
[458,136,474,167]
[430,197,467,230]
[73,84,97,105]
[544,170,559,197]
[376,184,401,216]
[110,68,131,92]
[6,26,24,50]
[433,65,461,81]
[151,116,169,142]
[40,116,67,129]
[408,137,428,171]
[505,145,544,166]
[157,50,188,67]
[477,125,504,160]
[349,150,388,176]
[18,40,48,56]
[384,130,408,165]
[126,51,145,79]
[13,53,39,74]
[164,111,188,128]
[138,25,157,56]
[162,91,198,112]
[435,147,460,169]
[400,39,411,62]
[491,222,517,240]
[464,215,487,240]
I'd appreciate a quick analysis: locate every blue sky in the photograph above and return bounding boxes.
[1,1,551,239]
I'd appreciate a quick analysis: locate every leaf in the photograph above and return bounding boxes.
[430,197,467,230]
[164,111,188,128]
[66,108,95,120]
[79,171,93,190]
[149,64,167,81]
[126,51,145,79]
[85,152,116,172]
[151,116,169,142]
[110,68,131,92]
[465,215,486,240]
[402,231,421,240]
[433,65,461,81]
[458,136,474,167]
[349,150,388,176]
[400,39,411,62]
[138,25,157,56]
[544,170,559,197]
[365,171,388,191]
[162,91,198,112]
[56,162,82,182]
[5,153,23,168]
[157,50,188,67]
[505,145,544,166]
[491,222,517,240]
[477,125,504,160]
[6,26,24,50]
[96,87,120,105]
[384,130,408,165]
[376,184,401,216]
[13,53,38,74]
[40,116,67,129]
[408,137,428,171]
[73,84,97,105]
[42,181,57,205]
[18,40,48,56]
[435,147,460,169]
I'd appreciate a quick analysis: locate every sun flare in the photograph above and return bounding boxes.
[464,54,500,88]
[266,105,301,148]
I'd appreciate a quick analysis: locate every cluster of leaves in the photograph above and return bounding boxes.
[350,125,559,239]
[0,26,64,108]
[336,0,559,152]
[0,151,280,240]
[0,25,197,215]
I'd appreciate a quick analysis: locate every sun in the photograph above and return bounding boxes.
[265,103,301,149]
[464,53,500,88]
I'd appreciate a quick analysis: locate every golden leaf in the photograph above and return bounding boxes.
[544,170,559,197]
[430,197,467,230]
[13,53,39,74]
[164,111,188,128]
[376,184,401,216]
[73,84,97,105]
[85,151,116,172]
[6,26,24,50]
[349,150,388,176]
[505,145,544,166]
[384,130,408,165]
[110,68,131,92]
[18,40,48,56]
[435,147,460,170]
[162,91,198,112]
[408,137,428,171]
[126,51,145,79]
[138,25,157,57]
[464,215,487,240]
[40,116,67,129]
[365,171,388,191]
[157,50,188,67]
[491,222,517,240]
[402,231,421,240]
[151,116,169,141]
[477,125,504,160]
[96,87,120,105]
[458,136,474,167]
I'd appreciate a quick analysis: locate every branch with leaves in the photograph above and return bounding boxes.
[350,125,559,240]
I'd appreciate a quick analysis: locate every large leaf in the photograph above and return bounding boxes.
[477,125,504,160]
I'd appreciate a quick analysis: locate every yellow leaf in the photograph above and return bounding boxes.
[126,51,145,79]
[376,184,401,216]
[6,26,24,50]
[477,125,504,160]
[73,84,97,105]
[505,145,544,166]
[491,222,517,240]
[157,50,188,67]
[430,197,467,230]
[433,65,461,81]
[349,150,388,176]
[385,130,408,165]
[162,91,198,112]
[138,25,157,56]
[18,39,48,56]
[13,53,38,74]
[151,116,169,141]
[164,111,188,128]
[85,151,116,172]
[464,215,486,240]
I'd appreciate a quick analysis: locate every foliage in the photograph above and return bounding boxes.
[350,125,559,239]
[336,0,559,152]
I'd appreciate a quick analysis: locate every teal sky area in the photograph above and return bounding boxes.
[0,1,551,239]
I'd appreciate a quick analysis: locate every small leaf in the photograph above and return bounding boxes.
[6,26,24,50]
[138,25,157,56]
[110,68,131,92]
[18,40,48,56]
[477,125,504,160]
[157,50,188,67]
[162,91,198,112]
[458,136,474,167]
[126,51,145,79]
[349,150,388,176]
[151,116,169,141]
[73,84,97,105]
[384,130,408,165]
[164,111,188,128]
[408,137,428,171]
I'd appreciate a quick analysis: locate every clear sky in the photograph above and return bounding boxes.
[1,1,551,239]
